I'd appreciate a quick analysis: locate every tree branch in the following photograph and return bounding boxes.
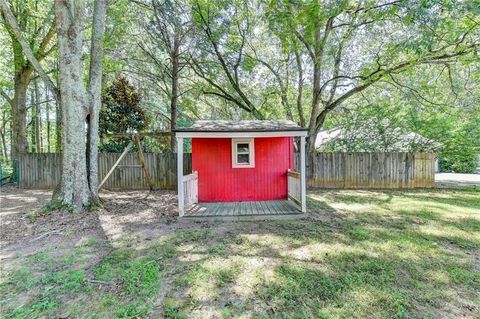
[295,30,314,60]
[0,1,59,98]
[0,88,14,107]
[35,19,56,61]
[192,1,263,118]
[314,44,478,130]
[249,53,293,120]
[294,49,305,127]
[87,0,108,104]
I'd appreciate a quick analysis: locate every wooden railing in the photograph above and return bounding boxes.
[182,171,198,207]
[287,169,301,206]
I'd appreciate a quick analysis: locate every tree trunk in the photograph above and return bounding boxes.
[11,74,29,158]
[294,50,305,127]
[86,0,108,200]
[306,99,322,154]
[1,1,57,158]
[55,59,62,153]
[34,79,42,152]
[55,97,61,152]
[30,88,37,152]
[5,5,29,159]
[55,0,90,211]
[170,46,179,152]
[46,86,51,153]
[0,112,8,161]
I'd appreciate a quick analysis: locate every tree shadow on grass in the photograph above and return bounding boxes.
[313,189,395,206]
[0,209,112,319]
[446,217,480,232]
[399,191,480,210]
[73,209,479,318]
[19,188,472,319]
[156,226,479,318]
[148,188,479,318]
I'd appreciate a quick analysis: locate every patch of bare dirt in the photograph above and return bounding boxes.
[1,187,52,244]
[1,187,109,274]
[0,187,104,247]
[98,190,208,246]
[0,188,209,271]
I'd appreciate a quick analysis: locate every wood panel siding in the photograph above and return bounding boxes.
[192,137,295,202]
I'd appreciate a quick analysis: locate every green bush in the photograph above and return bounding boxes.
[439,150,479,173]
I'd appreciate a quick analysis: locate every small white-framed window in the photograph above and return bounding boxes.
[232,138,255,168]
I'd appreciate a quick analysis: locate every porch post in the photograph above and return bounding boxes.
[300,136,306,213]
[177,137,184,216]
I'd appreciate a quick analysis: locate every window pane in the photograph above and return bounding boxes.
[237,154,250,164]
[237,143,249,153]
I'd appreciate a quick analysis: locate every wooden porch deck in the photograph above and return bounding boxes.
[183,200,303,221]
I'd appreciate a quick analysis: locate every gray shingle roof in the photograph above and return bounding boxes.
[175,120,307,132]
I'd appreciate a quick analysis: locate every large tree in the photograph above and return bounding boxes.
[0,0,56,158]
[266,0,479,153]
[1,0,108,211]
[190,0,266,120]
[186,0,479,154]
[141,0,192,151]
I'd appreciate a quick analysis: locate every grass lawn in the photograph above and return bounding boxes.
[1,188,479,318]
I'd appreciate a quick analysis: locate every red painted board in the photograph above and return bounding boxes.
[192,137,294,202]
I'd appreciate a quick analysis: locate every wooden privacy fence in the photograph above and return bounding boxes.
[18,152,435,189]
[295,152,435,189]
[18,153,191,189]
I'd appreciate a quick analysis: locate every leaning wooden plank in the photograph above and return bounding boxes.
[133,134,154,190]
[99,141,134,190]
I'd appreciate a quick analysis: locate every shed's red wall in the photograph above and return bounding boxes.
[192,137,294,202]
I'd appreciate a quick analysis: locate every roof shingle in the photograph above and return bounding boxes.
[175,120,307,132]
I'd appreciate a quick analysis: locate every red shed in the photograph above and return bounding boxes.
[175,120,308,220]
